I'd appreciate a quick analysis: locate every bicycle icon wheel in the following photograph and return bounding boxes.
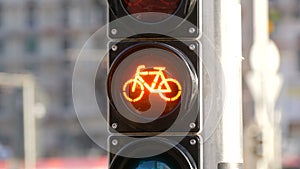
[158,78,182,102]
[123,79,145,102]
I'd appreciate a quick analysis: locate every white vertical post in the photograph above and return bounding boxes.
[23,76,36,169]
[253,0,269,44]
[220,0,244,164]
[247,0,282,168]
[202,0,244,168]
[0,73,36,169]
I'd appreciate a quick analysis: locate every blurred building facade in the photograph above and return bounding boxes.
[0,0,107,159]
[270,0,300,156]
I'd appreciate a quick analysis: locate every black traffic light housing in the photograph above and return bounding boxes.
[106,0,202,168]
[107,39,201,133]
[108,0,200,38]
[109,136,201,169]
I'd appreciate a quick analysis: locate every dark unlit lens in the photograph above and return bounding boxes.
[136,160,171,169]
[123,0,181,23]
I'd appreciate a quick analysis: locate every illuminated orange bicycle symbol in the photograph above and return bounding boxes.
[123,65,182,102]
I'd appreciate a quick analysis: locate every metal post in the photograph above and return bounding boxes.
[23,76,36,169]
[202,0,244,168]
[0,73,36,169]
[247,0,282,168]
[220,0,244,165]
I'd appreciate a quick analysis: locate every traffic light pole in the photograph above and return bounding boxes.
[202,0,243,168]
[220,0,243,165]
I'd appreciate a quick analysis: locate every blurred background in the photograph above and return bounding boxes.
[0,0,107,168]
[242,0,300,168]
[0,0,299,169]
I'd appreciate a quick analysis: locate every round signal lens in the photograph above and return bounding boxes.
[110,47,182,119]
[135,160,171,169]
[109,138,198,169]
[122,0,181,23]
[108,42,198,129]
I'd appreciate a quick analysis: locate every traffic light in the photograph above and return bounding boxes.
[106,0,201,168]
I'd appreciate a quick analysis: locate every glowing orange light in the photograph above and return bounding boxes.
[122,65,182,102]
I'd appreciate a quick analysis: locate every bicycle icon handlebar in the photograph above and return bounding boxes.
[122,65,182,102]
